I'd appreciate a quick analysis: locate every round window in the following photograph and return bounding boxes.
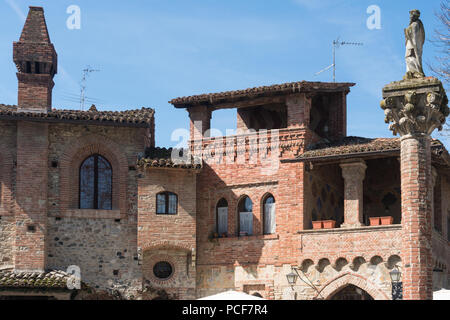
[153,261,173,280]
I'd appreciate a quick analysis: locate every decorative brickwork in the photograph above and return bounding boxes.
[316,273,389,300]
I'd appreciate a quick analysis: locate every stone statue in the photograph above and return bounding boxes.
[404,9,425,79]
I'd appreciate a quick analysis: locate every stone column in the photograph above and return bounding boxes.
[340,160,367,228]
[381,77,449,300]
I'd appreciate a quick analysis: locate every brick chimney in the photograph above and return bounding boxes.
[13,6,57,113]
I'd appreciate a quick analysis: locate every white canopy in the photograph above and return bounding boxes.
[434,289,450,300]
[198,290,266,300]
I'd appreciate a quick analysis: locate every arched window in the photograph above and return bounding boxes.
[156,192,178,215]
[263,194,276,235]
[216,198,228,236]
[79,154,112,210]
[238,196,253,236]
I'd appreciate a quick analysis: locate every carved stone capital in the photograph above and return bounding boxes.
[340,160,367,181]
[381,78,449,137]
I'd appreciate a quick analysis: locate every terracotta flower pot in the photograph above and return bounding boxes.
[369,217,381,226]
[322,220,336,229]
[312,221,323,230]
[380,216,394,225]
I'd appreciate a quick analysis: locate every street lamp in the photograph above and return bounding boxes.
[389,267,401,283]
[389,266,403,300]
[286,271,298,286]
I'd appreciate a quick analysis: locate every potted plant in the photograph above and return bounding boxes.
[380,216,394,225]
[312,221,323,230]
[369,217,381,226]
[322,220,336,229]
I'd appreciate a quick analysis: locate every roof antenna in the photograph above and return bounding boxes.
[80,66,100,110]
[315,37,363,82]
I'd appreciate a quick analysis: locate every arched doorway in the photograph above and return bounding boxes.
[329,285,374,300]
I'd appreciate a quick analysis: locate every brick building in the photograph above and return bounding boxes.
[0,7,448,300]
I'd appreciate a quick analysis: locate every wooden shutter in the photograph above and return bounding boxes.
[264,203,276,234]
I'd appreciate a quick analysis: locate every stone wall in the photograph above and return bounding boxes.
[44,123,147,297]
[47,217,141,298]
[0,217,14,269]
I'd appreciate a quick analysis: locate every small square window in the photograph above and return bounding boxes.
[156,192,178,215]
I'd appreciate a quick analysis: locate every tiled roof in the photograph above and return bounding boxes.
[136,147,202,170]
[169,81,355,107]
[0,104,154,128]
[0,270,74,290]
[297,136,448,161]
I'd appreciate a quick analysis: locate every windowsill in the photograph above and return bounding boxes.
[298,224,402,234]
[213,234,279,242]
[52,209,121,220]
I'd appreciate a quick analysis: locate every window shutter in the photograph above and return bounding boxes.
[264,203,276,234]
[240,212,253,236]
[247,212,253,235]
[217,207,228,234]
[157,194,166,214]
[168,194,177,214]
[268,203,276,234]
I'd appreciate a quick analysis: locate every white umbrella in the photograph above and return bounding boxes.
[433,289,450,300]
[198,290,266,300]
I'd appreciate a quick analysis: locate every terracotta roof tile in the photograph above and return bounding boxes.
[137,147,202,170]
[169,81,355,107]
[0,270,74,290]
[298,136,447,161]
[0,104,154,128]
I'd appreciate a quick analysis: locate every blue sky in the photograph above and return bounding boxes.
[0,0,447,147]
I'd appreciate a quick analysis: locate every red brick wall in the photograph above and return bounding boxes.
[196,128,310,270]
[16,73,53,112]
[137,168,197,299]
[0,121,16,218]
[400,136,433,300]
[138,169,197,251]
[14,121,49,271]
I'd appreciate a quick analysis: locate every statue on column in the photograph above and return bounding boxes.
[404,9,425,79]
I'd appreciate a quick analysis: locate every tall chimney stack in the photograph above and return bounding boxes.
[13,6,57,113]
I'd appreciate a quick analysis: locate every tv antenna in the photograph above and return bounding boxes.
[80,66,100,110]
[315,37,363,82]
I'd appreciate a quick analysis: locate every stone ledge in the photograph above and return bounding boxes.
[215,234,279,243]
[297,224,402,235]
[51,209,122,220]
